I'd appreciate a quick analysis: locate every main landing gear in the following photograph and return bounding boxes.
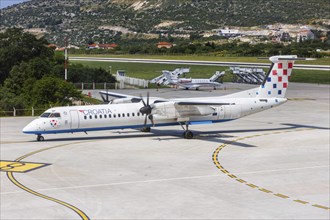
[36,135,44,141]
[141,127,151,132]
[180,122,194,139]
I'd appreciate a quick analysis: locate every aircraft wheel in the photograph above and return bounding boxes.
[141,127,151,132]
[37,135,44,141]
[183,131,194,139]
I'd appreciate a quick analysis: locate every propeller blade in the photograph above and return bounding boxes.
[140,94,147,106]
[147,92,150,106]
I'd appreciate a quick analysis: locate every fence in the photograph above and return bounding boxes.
[73,82,118,90]
[1,107,46,117]
[73,81,149,90]
[116,72,149,89]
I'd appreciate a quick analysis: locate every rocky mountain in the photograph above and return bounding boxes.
[1,0,329,45]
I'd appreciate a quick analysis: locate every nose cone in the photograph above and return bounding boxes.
[22,121,37,134]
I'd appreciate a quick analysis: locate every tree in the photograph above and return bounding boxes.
[31,76,82,107]
[0,28,54,84]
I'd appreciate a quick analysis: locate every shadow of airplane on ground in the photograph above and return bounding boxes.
[32,123,329,149]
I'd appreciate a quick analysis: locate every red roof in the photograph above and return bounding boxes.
[158,42,173,45]
[88,44,98,47]
[47,44,57,48]
[99,43,118,47]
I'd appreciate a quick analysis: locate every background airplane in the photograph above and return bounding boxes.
[23,55,303,141]
[163,70,224,90]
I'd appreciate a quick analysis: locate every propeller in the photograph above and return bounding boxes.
[139,92,155,127]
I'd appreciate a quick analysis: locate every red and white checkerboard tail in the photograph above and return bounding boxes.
[256,55,298,98]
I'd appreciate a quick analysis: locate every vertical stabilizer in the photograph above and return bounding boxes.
[163,70,176,84]
[257,55,297,98]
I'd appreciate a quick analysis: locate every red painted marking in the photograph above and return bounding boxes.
[283,69,287,75]
[283,82,288,88]
[272,70,277,75]
[278,63,283,69]
[278,76,282,82]
[288,63,293,69]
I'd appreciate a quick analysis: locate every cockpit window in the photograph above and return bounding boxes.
[40,112,51,118]
[40,112,61,118]
[53,113,61,117]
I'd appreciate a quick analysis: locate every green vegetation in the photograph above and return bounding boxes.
[290,69,330,84]
[0,28,115,116]
[70,39,330,59]
[72,60,330,84]
[1,0,329,46]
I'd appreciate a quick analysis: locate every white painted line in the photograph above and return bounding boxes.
[1,165,328,195]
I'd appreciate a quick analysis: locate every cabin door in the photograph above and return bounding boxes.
[69,110,79,129]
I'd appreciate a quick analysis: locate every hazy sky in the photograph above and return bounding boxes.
[0,0,30,9]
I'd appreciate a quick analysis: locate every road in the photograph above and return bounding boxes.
[70,57,330,71]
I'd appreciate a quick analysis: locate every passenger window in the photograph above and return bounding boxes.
[114,114,116,118]
[104,115,107,118]
[84,116,87,120]
[127,113,130,117]
[122,113,125,117]
[118,114,121,118]
[89,115,92,119]
[109,114,112,118]
[100,115,102,119]
[137,113,140,116]
[132,113,135,117]
[95,115,97,119]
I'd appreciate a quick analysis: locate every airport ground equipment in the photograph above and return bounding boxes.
[230,67,266,84]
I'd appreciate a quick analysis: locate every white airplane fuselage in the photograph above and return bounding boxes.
[23,97,286,135]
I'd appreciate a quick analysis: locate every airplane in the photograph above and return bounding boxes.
[163,70,224,90]
[23,55,304,141]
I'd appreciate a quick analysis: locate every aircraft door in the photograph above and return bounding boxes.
[69,110,79,129]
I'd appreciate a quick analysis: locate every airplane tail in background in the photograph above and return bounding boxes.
[163,70,176,84]
[257,55,302,98]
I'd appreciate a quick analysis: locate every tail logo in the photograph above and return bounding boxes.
[259,60,293,98]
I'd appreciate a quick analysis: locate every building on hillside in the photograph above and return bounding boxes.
[98,43,118,49]
[87,44,99,49]
[218,28,241,38]
[47,44,58,49]
[157,42,174,49]
[272,31,291,42]
[87,43,118,49]
[297,28,315,42]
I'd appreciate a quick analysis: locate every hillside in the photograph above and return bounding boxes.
[1,0,329,45]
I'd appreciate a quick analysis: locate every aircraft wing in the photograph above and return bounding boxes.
[152,101,234,118]
[99,91,168,104]
[174,101,234,116]
[99,91,143,103]
[99,91,137,99]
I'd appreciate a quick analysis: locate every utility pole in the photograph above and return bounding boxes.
[64,37,68,81]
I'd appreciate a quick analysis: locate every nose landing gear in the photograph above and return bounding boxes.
[37,135,44,141]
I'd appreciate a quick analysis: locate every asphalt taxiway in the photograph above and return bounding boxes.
[1,83,329,219]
